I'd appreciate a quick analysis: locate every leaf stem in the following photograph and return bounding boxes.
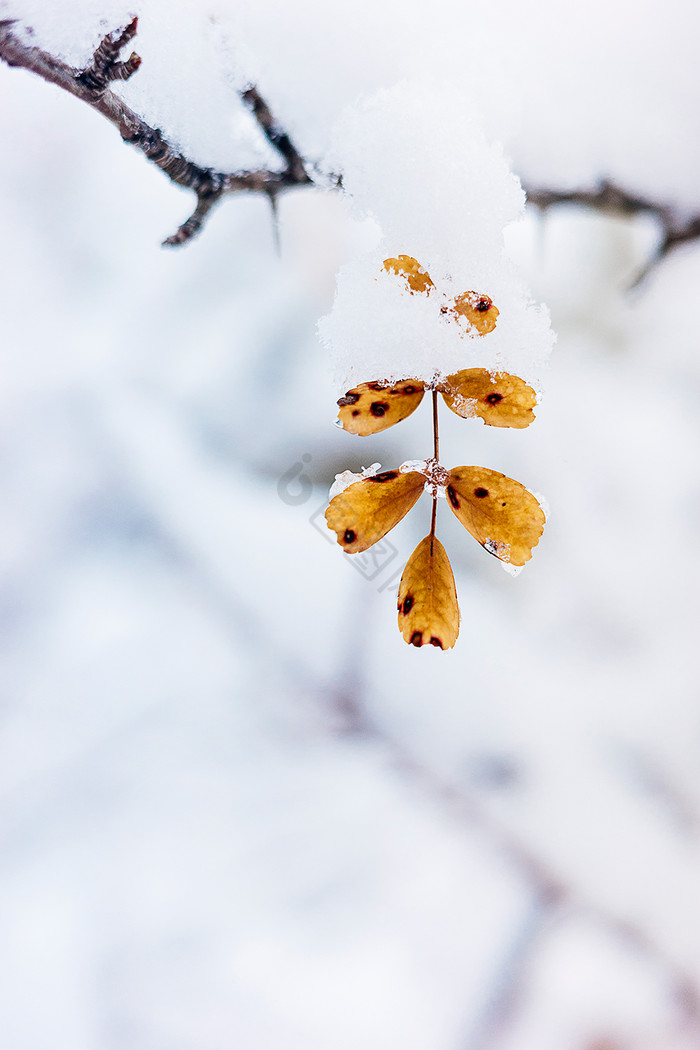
[430,389,439,551]
[432,388,439,463]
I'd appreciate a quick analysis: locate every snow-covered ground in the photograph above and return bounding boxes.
[1,2,700,1048]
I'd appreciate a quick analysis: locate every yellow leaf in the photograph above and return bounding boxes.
[446,466,545,566]
[450,291,499,334]
[337,379,426,436]
[439,369,537,429]
[325,470,425,553]
[383,255,435,294]
[397,535,459,649]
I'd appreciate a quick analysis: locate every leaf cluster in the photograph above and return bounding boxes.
[325,256,546,649]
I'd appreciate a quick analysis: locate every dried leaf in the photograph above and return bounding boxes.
[337,379,426,435]
[450,291,499,334]
[439,369,537,429]
[446,466,545,566]
[383,255,435,294]
[397,534,459,649]
[325,470,425,553]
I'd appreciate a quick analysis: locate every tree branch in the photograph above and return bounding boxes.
[524,178,700,283]
[3,17,699,276]
[0,17,313,246]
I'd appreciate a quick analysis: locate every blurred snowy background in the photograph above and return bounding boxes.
[1,1,700,1048]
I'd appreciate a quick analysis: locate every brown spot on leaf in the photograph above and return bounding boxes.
[429,636,443,648]
[370,402,388,417]
[368,470,399,483]
[401,595,414,615]
[447,485,460,509]
[410,631,423,646]
[343,529,356,543]
[474,488,489,498]
[337,391,360,407]
[402,385,417,394]
[486,392,503,404]
[476,297,492,312]
[352,409,360,416]
[368,382,384,391]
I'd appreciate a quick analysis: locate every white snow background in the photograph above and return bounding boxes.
[0,1,700,1048]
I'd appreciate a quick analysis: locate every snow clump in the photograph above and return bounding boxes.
[319,82,555,393]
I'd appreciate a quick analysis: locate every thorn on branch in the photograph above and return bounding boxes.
[77,16,141,92]
[266,186,281,255]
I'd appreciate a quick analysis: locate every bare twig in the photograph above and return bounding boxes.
[76,16,141,91]
[241,84,308,185]
[524,178,700,283]
[0,17,313,246]
[463,889,556,1050]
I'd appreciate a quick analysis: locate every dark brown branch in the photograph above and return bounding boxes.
[524,178,674,221]
[3,17,698,273]
[0,17,313,246]
[241,85,308,185]
[524,178,700,283]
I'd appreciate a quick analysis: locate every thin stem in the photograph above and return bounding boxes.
[432,388,439,462]
[430,389,439,552]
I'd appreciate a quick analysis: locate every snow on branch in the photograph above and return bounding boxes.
[0,16,313,246]
[2,15,700,276]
